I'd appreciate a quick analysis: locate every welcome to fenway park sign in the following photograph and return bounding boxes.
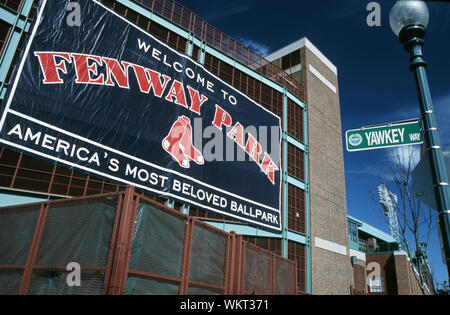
[0,0,282,232]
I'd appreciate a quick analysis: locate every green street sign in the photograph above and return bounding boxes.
[346,120,423,152]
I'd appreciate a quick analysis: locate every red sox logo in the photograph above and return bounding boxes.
[162,116,204,168]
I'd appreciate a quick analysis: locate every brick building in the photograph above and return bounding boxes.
[266,38,351,294]
[1,0,355,294]
[348,215,434,295]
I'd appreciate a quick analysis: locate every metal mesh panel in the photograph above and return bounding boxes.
[27,269,105,295]
[189,224,227,286]
[0,148,121,197]
[0,0,23,12]
[242,236,282,256]
[0,269,23,295]
[128,202,186,277]
[288,99,304,142]
[244,246,270,294]
[274,257,295,295]
[125,276,179,295]
[287,184,306,234]
[288,241,305,293]
[0,20,11,58]
[288,143,305,182]
[34,196,117,267]
[0,205,40,265]
[103,0,305,101]
[188,286,222,295]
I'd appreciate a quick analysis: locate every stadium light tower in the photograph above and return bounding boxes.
[390,0,450,279]
[378,185,401,244]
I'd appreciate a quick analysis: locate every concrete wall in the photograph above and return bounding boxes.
[268,40,351,294]
[300,46,351,295]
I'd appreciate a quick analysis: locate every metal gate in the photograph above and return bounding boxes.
[0,186,296,295]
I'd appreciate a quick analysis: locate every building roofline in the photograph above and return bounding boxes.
[265,37,338,75]
[348,216,363,227]
[347,214,396,243]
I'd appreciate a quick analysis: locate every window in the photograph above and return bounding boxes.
[281,50,301,71]
[369,275,385,293]
[0,20,11,57]
[0,0,22,12]
[348,221,359,243]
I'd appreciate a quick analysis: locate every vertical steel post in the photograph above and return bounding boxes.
[234,235,244,295]
[303,102,312,294]
[19,203,49,295]
[179,217,194,295]
[269,253,275,295]
[293,259,298,295]
[225,232,236,295]
[181,204,190,215]
[199,40,206,65]
[186,31,194,58]
[107,186,137,294]
[103,192,125,294]
[400,25,450,280]
[282,88,289,259]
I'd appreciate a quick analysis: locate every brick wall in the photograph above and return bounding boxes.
[366,253,398,295]
[353,262,366,292]
[394,254,429,295]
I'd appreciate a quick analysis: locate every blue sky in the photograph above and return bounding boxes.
[177,0,450,285]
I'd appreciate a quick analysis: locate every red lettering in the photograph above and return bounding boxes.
[260,153,279,185]
[227,122,244,148]
[212,105,232,129]
[72,53,104,85]
[165,80,188,108]
[245,134,262,163]
[34,52,71,84]
[103,57,131,88]
[187,86,208,115]
[131,64,171,97]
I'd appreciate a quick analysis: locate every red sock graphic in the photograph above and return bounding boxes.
[162,116,190,168]
[162,116,204,168]
[179,116,204,165]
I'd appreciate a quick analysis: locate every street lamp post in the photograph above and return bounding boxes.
[390,0,450,280]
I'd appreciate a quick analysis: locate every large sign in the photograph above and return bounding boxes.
[0,0,282,232]
[412,148,450,211]
[346,120,423,152]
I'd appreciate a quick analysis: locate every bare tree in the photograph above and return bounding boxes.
[369,146,436,294]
